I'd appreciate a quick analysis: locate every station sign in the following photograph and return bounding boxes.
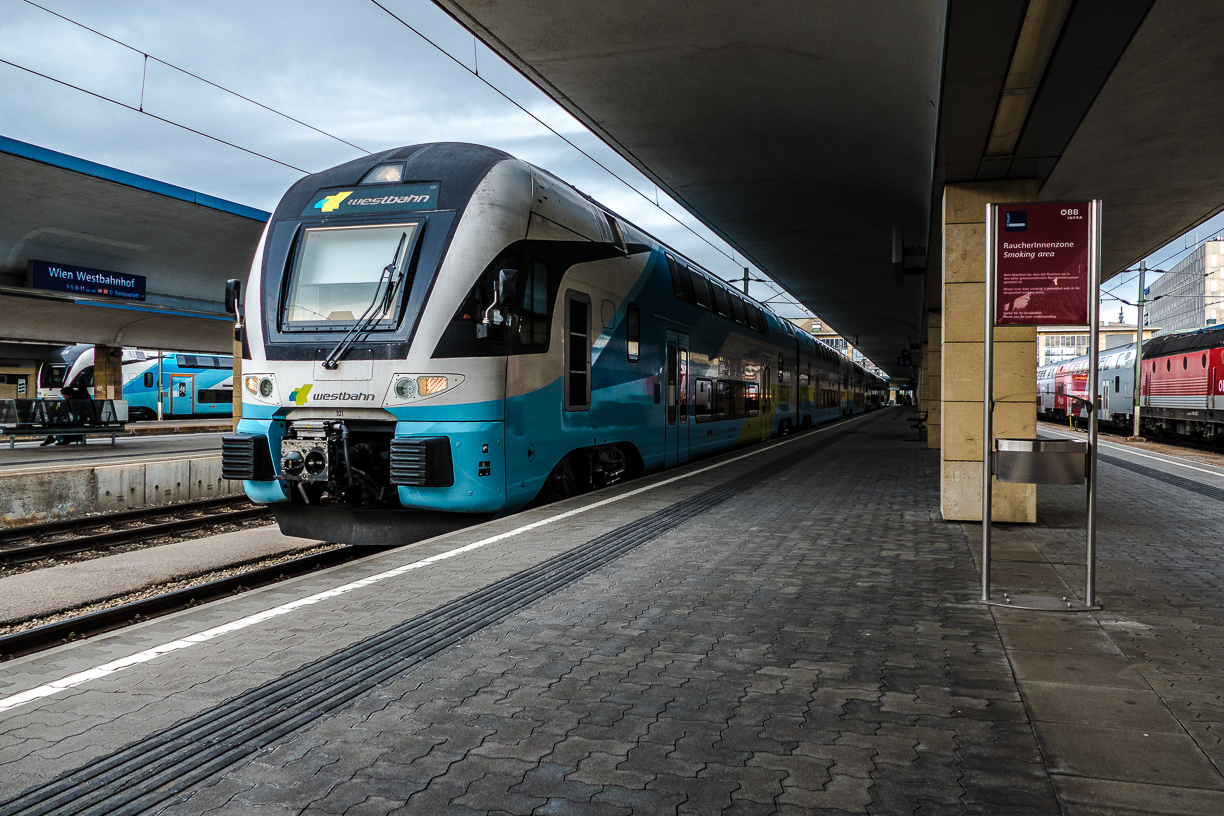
[995,202,1090,326]
[29,260,146,301]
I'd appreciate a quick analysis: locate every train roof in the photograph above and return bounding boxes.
[1141,326,1224,359]
[277,143,882,375]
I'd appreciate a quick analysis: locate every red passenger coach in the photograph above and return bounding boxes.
[1052,357,1091,420]
[1141,326,1224,438]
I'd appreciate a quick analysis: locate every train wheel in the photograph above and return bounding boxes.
[533,458,580,507]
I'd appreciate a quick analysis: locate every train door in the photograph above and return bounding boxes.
[663,330,690,467]
[171,375,193,416]
[759,356,772,441]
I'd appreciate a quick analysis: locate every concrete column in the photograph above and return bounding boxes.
[921,309,942,449]
[93,344,123,401]
[941,181,1039,522]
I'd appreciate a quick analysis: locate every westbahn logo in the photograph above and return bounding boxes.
[313,192,351,213]
[289,384,375,404]
[301,183,440,217]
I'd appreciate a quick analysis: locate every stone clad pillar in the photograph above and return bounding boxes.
[232,335,243,432]
[921,308,941,449]
[941,181,1039,522]
[92,344,123,401]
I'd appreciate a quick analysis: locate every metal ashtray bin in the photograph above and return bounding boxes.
[994,438,1086,485]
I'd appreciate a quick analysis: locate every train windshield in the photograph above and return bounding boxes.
[284,222,420,329]
[39,364,66,388]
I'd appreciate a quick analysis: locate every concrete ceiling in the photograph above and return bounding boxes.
[437,0,944,376]
[437,0,1224,378]
[0,138,268,353]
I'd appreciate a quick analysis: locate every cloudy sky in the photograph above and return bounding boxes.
[0,0,806,313]
[2,0,1221,330]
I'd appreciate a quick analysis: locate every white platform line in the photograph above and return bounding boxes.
[1040,427,1224,478]
[0,413,867,713]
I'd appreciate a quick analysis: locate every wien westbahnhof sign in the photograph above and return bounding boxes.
[29,260,146,301]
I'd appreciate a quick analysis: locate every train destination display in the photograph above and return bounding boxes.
[994,202,1090,326]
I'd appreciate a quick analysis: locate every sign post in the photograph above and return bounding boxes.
[982,200,1102,611]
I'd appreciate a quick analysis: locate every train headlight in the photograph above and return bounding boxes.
[244,376,259,395]
[394,377,417,399]
[418,376,448,396]
[259,378,274,398]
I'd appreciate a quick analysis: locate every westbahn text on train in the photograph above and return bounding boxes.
[221,143,885,542]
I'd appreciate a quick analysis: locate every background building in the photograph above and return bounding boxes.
[1145,240,1224,334]
[1036,322,1159,366]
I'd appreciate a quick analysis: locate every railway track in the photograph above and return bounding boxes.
[0,496,273,565]
[0,544,395,661]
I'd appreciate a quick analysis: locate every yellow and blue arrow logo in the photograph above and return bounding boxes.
[313,192,352,213]
[288,385,312,405]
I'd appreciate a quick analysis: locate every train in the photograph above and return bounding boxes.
[222,142,887,543]
[36,344,234,420]
[1037,325,1224,439]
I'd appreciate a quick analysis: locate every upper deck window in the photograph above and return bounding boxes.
[284,222,419,330]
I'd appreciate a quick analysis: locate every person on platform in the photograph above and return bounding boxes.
[43,382,89,446]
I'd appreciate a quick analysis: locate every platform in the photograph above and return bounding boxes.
[0,431,236,527]
[0,407,1221,815]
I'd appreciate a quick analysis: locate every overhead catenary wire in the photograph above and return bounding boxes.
[15,0,811,317]
[20,0,372,156]
[364,1,807,311]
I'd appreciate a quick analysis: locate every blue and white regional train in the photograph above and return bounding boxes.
[223,143,885,543]
[37,344,234,420]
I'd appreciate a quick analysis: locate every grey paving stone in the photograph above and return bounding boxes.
[1034,721,1224,789]
[18,413,1219,816]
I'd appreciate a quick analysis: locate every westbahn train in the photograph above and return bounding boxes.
[36,344,234,420]
[1037,325,1224,439]
[222,143,886,543]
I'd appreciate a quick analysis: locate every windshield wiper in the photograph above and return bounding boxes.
[321,231,408,370]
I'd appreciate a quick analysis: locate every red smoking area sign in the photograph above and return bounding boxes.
[995,201,1091,326]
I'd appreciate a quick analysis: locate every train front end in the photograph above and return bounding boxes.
[223,144,528,544]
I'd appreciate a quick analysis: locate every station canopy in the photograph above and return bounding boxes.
[436,0,1224,377]
[0,136,268,354]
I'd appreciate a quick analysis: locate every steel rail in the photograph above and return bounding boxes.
[0,545,381,662]
[0,499,272,564]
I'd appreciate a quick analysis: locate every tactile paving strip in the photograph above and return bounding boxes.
[1098,453,1224,502]
[0,422,870,816]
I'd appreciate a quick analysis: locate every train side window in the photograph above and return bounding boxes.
[677,264,696,303]
[691,270,712,310]
[715,380,727,419]
[626,303,640,362]
[745,305,759,331]
[745,384,759,416]
[565,291,591,411]
[694,378,713,421]
[778,354,785,382]
[1115,376,1120,392]
[712,283,731,317]
[143,372,154,388]
[1183,356,1188,370]
[519,259,550,347]
[667,255,683,298]
[732,381,745,417]
[1167,360,1171,371]
[730,294,746,325]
